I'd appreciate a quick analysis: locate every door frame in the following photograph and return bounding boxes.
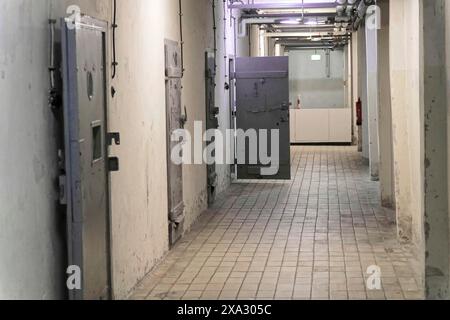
[61,15,113,300]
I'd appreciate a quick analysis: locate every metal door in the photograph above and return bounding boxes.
[165,40,185,246]
[205,51,218,205]
[235,57,291,180]
[61,16,111,300]
[229,56,237,176]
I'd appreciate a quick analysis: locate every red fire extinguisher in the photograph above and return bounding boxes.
[356,98,362,126]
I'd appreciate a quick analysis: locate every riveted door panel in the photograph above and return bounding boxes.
[205,51,218,204]
[235,57,291,180]
[62,16,110,300]
[165,39,185,247]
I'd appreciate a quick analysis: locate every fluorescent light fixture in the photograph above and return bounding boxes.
[311,54,321,61]
[280,19,301,25]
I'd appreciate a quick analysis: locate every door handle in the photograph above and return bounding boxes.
[281,102,289,111]
[107,133,121,172]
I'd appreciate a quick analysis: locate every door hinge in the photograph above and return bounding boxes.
[59,175,67,205]
[108,157,120,172]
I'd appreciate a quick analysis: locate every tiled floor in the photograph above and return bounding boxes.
[130,146,423,300]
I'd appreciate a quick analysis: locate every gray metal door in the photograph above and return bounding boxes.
[235,57,291,180]
[229,57,237,176]
[205,51,218,205]
[62,16,111,300]
[165,40,185,246]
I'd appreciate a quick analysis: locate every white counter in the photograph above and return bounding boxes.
[290,108,352,143]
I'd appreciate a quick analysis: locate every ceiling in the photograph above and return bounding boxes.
[228,0,374,51]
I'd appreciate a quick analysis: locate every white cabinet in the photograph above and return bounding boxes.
[290,108,352,143]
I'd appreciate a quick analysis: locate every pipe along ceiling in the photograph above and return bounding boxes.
[229,0,374,50]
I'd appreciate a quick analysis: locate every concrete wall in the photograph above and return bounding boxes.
[423,0,449,299]
[0,0,110,300]
[0,0,236,300]
[389,2,426,295]
[178,0,209,230]
[390,0,450,298]
[378,0,395,208]
[366,18,380,180]
[357,26,369,160]
[109,0,178,299]
[215,5,249,195]
[390,0,424,251]
[289,49,346,109]
[445,0,450,298]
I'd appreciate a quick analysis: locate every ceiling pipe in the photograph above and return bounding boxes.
[353,0,374,30]
[238,18,277,37]
[264,32,338,38]
[276,36,351,43]
[233,0,362,47]
[273,27,336,33]
[285,46,336,51]
[241,13,334,19]
[228,2,338,10]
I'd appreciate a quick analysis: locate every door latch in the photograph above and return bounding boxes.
[281,102,289,111]
[108,157,120,172]
[107,132,121,146]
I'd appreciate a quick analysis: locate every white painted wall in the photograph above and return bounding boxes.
[108,0,178,299]
[389,0,424,256]
[0,0,111,300]
[289,49,346,109]
[0,0,237,300]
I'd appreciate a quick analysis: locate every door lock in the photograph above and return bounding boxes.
[108,133,121,172]
[281,103,289,111]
